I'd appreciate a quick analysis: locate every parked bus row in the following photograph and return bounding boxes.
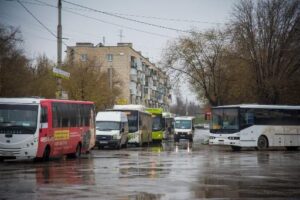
[3,98,296,161]
[95,105,180,149]
[0,98,180,160]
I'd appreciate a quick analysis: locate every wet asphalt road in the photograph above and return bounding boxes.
[1,129,300,200]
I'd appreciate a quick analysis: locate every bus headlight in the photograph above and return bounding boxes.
[209,136,216,139]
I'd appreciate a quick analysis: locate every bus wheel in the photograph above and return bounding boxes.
[74,144,81,158]
[122,139,128,148]
[231,146,241,151]
[68,144,81,158]
[42,146,50,161]
[257,136,268,150]
[115,141,121,150]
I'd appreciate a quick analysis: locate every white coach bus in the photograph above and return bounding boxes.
[209,104,300,151]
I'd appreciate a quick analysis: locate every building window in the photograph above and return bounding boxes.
[80,54,87,62]
[107,54,113,62]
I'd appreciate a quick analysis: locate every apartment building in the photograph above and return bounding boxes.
[66,42,172,110]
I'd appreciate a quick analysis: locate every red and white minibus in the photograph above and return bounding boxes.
[0,98,95,161]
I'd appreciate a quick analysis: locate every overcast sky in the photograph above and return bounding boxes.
[0,0,236,103]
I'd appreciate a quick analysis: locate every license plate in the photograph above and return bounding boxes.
[100,141,108,144]
[218,140,224,144]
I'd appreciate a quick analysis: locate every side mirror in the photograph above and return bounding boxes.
[121,128,125,133]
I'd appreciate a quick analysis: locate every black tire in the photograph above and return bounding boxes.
[122,139,128,149]
[257,136,268,150]
[68,144,81,158]
[115,141,121,150]
[42,146,50,161]
[189,135,193,142]
[231,146,241,151]
[174,135,178,143]
[74,143,81,158]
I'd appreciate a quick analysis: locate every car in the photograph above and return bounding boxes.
[95,111,129,149]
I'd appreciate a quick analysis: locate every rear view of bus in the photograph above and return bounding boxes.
[146,108,164,142]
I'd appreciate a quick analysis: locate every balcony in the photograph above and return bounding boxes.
[130,68,137,75]
[130,74,137,82]
[130,88,137,95]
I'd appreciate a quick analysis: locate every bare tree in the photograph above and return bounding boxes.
[231,0,300,104]
[63,60,122,111]
[0,24,32,97]
[29,55,56,98]
[163,29,230,106]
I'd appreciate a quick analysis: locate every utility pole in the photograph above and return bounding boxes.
[56,0,62,99]
[57,0,62,67]
[185,97,188,116]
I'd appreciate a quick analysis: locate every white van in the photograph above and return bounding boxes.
[95,111,129,149]
[174,116,195,142]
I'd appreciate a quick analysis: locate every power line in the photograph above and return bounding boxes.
[62,0,191,34]
[16,0,57,38]
[32,0,222,25]
[108,12,223,25]
[31,0,174,38]
[63,8,173,39]
[15,0,81,58]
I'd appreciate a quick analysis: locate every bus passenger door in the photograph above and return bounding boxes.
[37,103,50,157]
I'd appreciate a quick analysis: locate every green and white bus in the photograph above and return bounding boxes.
[111,105,152,146]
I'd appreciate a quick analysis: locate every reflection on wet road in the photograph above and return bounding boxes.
[1,129,300,199]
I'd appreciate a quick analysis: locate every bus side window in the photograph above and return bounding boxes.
[41,106,48,123]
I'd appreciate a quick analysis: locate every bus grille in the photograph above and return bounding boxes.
[0,148,21,156]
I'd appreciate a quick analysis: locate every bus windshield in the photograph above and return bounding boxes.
[0,104,38,134]
[96,121,120,131]
[211,108,239,133]
[152,115,163,131]
[175,120,192,129]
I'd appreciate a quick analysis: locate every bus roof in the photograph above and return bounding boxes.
[146,108,163,114]
[174,116,195,120]
[212,104,300,110]
[162,112,175,118]
[113,104,146,111]
[0,98,41,104]
[0,98,94,105]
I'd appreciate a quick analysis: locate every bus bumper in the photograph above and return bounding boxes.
[209,137,241,146]
[152,131,163,141]
[0,147,37,161]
